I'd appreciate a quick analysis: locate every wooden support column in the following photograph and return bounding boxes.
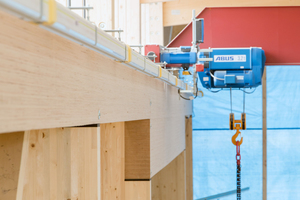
[262,67,267,200]
[0,132,24,200]
[185,116,193,200]
[100,122,125,200]
[125,181,151,200]
[15,127,99,200]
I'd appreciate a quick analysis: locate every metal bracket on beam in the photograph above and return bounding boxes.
[68,6,93,9]
[68,6,93,21]
[129,44,143,54]
[104,29,124,41]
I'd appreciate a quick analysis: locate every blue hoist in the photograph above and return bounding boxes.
[145,10,266,200]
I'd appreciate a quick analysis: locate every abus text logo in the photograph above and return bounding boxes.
[215,56,234,61]
[214,55,246,62]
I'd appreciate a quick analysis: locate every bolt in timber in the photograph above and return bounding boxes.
[98,110,101,119]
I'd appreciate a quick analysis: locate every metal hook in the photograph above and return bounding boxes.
[232,124,243,146]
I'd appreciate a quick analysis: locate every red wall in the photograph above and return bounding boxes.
[168,7,300,65]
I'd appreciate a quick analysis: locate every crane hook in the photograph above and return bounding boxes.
[232,124,243,146]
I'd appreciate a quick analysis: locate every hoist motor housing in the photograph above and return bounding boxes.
[198,47,266,88]
[160,51,197,64]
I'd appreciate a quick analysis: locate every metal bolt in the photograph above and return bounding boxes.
[99,22,106,29]
[98,110,101,119]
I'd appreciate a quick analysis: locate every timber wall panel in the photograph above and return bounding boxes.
[101,120,189,200]
[16,127,99,200]
[150,116,186,176]
[114,0,141,49]
[151,151,186,200]
[101,121,151,199]
[0,10,192,176]
[141,2,164,50]
[90,0,115,30]
[125,120,150,179]
[0,132,24,200]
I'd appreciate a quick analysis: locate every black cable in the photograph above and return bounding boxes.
[178,78,200,100]
[207,88,222,93]
[240,87,257,94]
[230,87,232,113]
[178,89,192,100]
[195,77,199,98]
[207,87,256,94]
[243,90,245,113]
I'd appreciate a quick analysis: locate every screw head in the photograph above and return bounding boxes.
[99,22,106,29]
[98,110,101,119]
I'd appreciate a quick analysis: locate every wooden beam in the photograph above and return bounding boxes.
[185,116,193,200]
[125,120,150,179]
[163,0,300,26]
[0,132,24,200]
[0,10,191,177]
[0,9,191,133]
[101,122,125,200]
[16,127,99,200]
[151,151,186,200]
[262,67,267,200]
